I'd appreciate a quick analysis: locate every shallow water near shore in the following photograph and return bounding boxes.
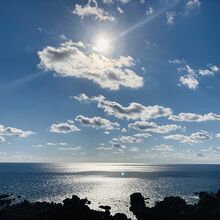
[0,163,220,218]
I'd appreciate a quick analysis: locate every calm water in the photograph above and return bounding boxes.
[0,163,220,218]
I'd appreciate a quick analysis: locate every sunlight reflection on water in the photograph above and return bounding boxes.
[1,163,220,219]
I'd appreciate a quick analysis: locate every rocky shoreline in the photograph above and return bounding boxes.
[1,189,220,220]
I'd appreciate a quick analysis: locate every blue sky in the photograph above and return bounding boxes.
[0,0,220,163]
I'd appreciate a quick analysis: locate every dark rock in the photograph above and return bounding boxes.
[0,195,10,200]
[130,193,148,219]
[152,196,188,220]
[199,191,209,199]
[216,189,220,200]
[194,192,199,196]
[0,199,11,207]
[113,213,129,220]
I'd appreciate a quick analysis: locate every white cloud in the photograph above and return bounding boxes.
[75,115,120,130]
[112,135,143,144]
[216,133,220,138]
[46,142,67,146]
[74,94,172,120]
[96,146,113,151]
[119,0,130,3]
[117,7,124,14]
[128,121,180,134]
[166,11,176,24]
[59,34,67,40]
[121,128,127,132]
[133,133,151,138]
[58,146,81,151]
[50,120,80,133]
[146,7,154,16]
[129,146,139,152]
[179,74,199,90]
[152,144,174,152]
[97,95,172,120]
[102,0,130,3]
[171,62,219,90]
[32,144,44,148]
[0,136,5,142]
[111,142,126,149]
[186,0,201,10]
[38,41,143,90]
[72,93,90,103]
[177,65,198,89]
[0,125,34,138]
[177,64,195,75]
[199,65,220,76]
[209,146,220,152]
[73,0,115,21]
[196,152,205,157]
[163,1,201,26]
[164,131,211,145]
[169,112,220,122]
[168,59,185,65]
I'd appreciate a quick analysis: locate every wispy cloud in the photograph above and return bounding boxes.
[186,0,201,10]
[102,0,130,4]
[0,136,5,142]
[146,7,154,16]
[129,146,139,152]
[166,11,176,24]
[73,0,115,21]
[117,7,124,14]
[96,146,113,151]
[152,144,174,152]
[58,146,81,151]
[169,112,220,122]
[46,142,67,146]
[208,146,220,152]
[199,65,220,76]
[128,121,181,134]
[164,131,212,145]
[112,135,144,144]
[170,61,220,90]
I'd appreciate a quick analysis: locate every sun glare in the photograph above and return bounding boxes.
[94,36,110,53]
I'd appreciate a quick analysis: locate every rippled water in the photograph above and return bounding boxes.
[0,163,220,218]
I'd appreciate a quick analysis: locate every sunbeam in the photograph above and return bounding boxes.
[112,1,179,42]
[0,71,45,91]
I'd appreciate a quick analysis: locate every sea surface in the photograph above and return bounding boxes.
[0,163,220,218]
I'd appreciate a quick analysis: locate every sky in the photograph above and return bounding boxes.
[0,0,220,163]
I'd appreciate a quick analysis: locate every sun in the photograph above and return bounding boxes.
[93,36,110,53]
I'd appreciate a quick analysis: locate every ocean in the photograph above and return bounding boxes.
[0,163,220,218]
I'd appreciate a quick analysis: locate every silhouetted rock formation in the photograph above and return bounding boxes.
[1,189,220,220]
[0,194,131,220]
[129,189,220,220]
